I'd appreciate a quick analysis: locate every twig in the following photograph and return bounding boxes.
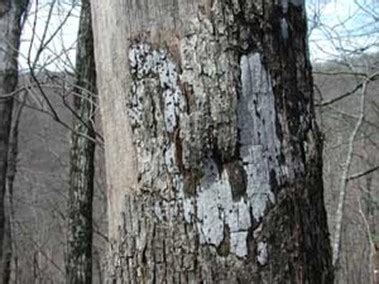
[347,165,379,181]
[317,71,378,107]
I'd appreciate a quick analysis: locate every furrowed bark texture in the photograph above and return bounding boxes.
[91,0,334,282]
[67,0,96,283]
[0,0,28,282]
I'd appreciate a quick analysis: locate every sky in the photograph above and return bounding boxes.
[307,0,379,63]
[18,0,379,72]
[19,0,80,73]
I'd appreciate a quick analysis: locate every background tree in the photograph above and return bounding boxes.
[66,0,96,282]
[0,0,29,282]
[307,0,379,282]
[91,0,334,282]
[4,0,107,282]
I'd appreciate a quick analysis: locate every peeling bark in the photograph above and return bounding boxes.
[66,0,96,283]
[91,0,334,282]
[0,0,28,282]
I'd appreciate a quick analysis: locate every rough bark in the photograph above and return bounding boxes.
[91,0,334,282]
[0,0,28,282]
[66,0,96,283]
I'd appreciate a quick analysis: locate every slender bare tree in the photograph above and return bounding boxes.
[66,0,96,283]
[0,0,29,282]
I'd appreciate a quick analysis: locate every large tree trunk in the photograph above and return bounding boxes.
[66,0,96,282]
[0,0,28,282]
[91,0,334,282]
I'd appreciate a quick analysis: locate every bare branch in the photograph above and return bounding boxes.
[347,165,379,181]
[317,71,379,107]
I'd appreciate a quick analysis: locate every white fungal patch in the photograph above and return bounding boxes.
[181,53,284,259]
[127,43,185,192]
[238,53,282,221]
[192,157,251,257]
[181,158,251,258]
[128,43,183,133]
[257,241,268,265]
[230,231,249,257]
